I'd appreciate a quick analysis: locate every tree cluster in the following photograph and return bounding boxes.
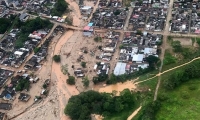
[51,0,69,16]
[15,79,30,91]
[164,61,200,90]
[15,17,53,48]
[0,18,11,34]
[64,89,135,120]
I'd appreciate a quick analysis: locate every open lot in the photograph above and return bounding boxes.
[173,37,192,46]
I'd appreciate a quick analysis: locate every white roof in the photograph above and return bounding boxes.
[132,54,144,62]
[144,48,156,55]
[94,64,98,70]
[182,24,186,30]
[81,6,92,10]
[14,51,24,56]
[138,64,149,69]
[114,62,126,76]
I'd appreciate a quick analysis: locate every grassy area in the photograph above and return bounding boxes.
[132,77,158,120]
[156,79,200,120]
[163,50,177,65]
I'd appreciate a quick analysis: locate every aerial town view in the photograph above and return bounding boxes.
[0,0,200,119]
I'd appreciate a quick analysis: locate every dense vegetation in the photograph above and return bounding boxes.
[51,0,69,16]
[138,100,161,120]
[0,18,11,34]
[15,79,30,91]
[93,74,108,84]
[164,60,200,90]
[15,17,53,48]
[64,89,135,120]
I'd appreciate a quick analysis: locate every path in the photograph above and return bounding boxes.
[135,56,200,85]
[127,106,142,120]
[153,0,174,101]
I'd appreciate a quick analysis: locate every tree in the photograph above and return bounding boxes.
[53,55,61,63]
[15,79,30,91]
[82,76,89,88]
[119,44,124,49]
[51,0,69,16]
[136,30,142,35]
[146,55,159,69]
[81,62,86,68]
[67,76,75,85]
[113,10,121,16]
[0,18,11,34]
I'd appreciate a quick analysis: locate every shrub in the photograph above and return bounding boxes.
[163,52,176,65]
[82,76,89,87]
[94,37,102,42]
[34,47,41,53]
[81,62,86,68]
[53,55,61,63]
[67,76,75,85]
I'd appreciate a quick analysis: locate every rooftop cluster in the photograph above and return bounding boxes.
[114,31,162,76]
[170,0,200,34]
[129,0,168,31]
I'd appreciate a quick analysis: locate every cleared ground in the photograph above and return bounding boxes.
[173,37,192,46]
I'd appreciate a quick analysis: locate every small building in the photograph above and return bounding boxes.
[18,93,30,102]
[114,62,126,76]
[132,54,144,63]
[19,13,29,22]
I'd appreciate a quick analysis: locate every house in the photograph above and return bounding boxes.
[0,103,12,110]
[19,13,29,22]
[18,93,30,102]
[132,54,144,63]
[0,5,7,18]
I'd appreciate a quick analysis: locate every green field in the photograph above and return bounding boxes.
[156,79,200,120]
